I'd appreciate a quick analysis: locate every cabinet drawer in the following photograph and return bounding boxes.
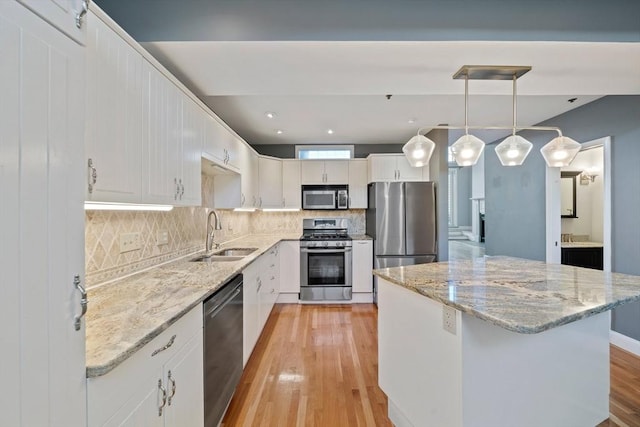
[88,304,203,426]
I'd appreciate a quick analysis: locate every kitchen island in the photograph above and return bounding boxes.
[373,256,640,427]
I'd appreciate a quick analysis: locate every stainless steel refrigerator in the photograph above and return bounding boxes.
[366,182,437,302]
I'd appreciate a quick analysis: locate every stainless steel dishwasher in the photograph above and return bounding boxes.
[203,274,243,427]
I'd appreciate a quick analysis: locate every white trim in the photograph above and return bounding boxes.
[610,330,640,357]
[276,293,300,303]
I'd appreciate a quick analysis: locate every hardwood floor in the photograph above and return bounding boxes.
[224,304,640,427]
[222,304,392,426]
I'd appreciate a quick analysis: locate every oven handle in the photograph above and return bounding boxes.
[300,247,352,254]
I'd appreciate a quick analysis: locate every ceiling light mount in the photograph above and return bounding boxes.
[403,65,579,169]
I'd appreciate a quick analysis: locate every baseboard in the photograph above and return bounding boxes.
[276,292,373,304]
[610,330,640,356]
[276,293,300,303]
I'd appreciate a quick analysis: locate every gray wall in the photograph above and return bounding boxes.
[485,95,640,340]
[428,128,449,262]
[455,166,472,227]
[252,143,404,159]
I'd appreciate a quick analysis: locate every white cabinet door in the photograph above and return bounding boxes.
[324,160,349,183]
[243,261,261,366]
[396,155,426,181]
[163,333,204,427]
[102,369,165,427]
[282,160,301,208]
[368,155,397,182]
[300,160,326,184]
[0,3,86,425]
[258,156,283,208]
[203,114,240,172]
[279,241,301,293]
[259,245,280,329]
[348,159,368,208]
[352,240,373,293]
[18,0,86,44]
[86,11,143,203]
[178,97,203,206]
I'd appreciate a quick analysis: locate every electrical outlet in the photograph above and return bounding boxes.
[157,230,169,246]
[442,306,457,335]
[119,232,142,253]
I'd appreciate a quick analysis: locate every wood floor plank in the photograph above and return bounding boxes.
[223,304,640,427]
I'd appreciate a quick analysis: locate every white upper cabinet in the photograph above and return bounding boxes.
[282,160,301,209]
[348,159,368,209]
[203,114,240,172]
[237,143,259,208]
[258,156,283,209]
[18,0,87,44]
[179,97,204,205]
[85,11,143,203]
[368,154,429,182]
[301,160,349,184]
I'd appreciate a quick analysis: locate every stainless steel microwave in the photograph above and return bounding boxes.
[301,185,349,210]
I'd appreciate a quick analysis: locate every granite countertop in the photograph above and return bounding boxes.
[85,233,300,378]
[373,256,640,334]
[561,241,604,248]
[349,234,373,240]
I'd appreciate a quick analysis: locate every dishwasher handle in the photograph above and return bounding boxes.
[205,284,242,318]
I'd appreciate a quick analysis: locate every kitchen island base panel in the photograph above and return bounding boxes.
[378,279,610,427]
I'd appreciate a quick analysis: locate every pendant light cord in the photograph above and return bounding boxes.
[465,74,469,134]
[512,74,517,136]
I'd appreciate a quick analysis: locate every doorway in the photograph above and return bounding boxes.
[546,137,612,272]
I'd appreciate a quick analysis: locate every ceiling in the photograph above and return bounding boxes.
[95,0,640,146]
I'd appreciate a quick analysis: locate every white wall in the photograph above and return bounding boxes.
[561,147,604,242]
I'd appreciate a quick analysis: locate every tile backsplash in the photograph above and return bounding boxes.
[85,174,365,286]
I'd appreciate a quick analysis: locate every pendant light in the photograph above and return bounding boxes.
[404,65,579,169]
[494,74,533,166]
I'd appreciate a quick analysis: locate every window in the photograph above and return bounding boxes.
[296,145,354,160]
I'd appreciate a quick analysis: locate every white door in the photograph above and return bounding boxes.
[282,160,301,208]
[395,155,424,181]
[18,0,87,43]
[102,371,165,427]
[86,12,143,203]
[258,157,283,208]
[348,159,368,208]
[300,160,326,184]
[352,240,373,293]
[178,97,203,205]
[164,334,204,427]
[0,3,86,425]
[368,155,397,181]
[243,262,261,365]
[324,160,349,183]
[279,241,301,293]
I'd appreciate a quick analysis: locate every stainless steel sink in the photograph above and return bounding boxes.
[212,248,257,257]
[190,247,257,262]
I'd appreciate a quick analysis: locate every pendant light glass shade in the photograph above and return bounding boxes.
[540,136,581,167]
[402,134,436,167]
[451,134,485,166]
[495,135,533,166]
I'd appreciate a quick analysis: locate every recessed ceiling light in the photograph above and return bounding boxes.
[327,129,334,135]
[265,112,276,119]
[408,118,416,124]
[276,129,283,134]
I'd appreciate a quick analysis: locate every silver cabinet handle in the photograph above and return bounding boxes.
[87,158,97,194]
[397,170,401,179]
[73,275,88,331]
[174,178,179,200]
[179,179,184,199]
[241,193,246,206]
[256,278,262,293]
[151,334,176,357]
[253,195,257,207]
[259,197,263,207]
[158,379,167,416]
[75,0,89,29]
[167,370,176,406]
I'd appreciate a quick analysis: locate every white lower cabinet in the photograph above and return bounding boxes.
[243,245,281,366]
[352,240,373,293]
[278,240,301,296]
[88,306,204,427]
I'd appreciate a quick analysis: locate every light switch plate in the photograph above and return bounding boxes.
[157,230,169,246]
[119,232,142,253]
[443,306,457,335]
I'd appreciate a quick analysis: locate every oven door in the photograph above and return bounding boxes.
[302,190,336,210]
[300,246,352,287]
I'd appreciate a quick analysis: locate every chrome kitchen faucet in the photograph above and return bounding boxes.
[206,210,223,252]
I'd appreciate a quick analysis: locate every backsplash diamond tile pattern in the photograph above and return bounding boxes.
[85,174,365,286]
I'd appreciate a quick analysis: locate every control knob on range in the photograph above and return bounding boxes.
[323,241,329,247]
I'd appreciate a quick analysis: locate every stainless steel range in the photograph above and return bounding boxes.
[300,218,352,301]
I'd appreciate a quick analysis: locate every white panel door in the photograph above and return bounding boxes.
[164,334,204,427]
[300,160,325,184]
[396,155,425,181]
[0,3,86,426]
[18,0,86,43]
[258,156,283,208]
[178,97,203,206]
[102,370,164,427]
[86,12,143,203]
[352,240,373,292]
[324,160,349,184]
[348,159,368,208]
[279,241,301,293]
[368,155,397,181]
[243,262,261,366]
[282,160,301,208]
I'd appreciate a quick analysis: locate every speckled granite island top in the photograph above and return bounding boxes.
[373,256,640,334]
[85,233,300,378]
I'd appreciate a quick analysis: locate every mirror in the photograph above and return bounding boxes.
[561,171,580,218]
